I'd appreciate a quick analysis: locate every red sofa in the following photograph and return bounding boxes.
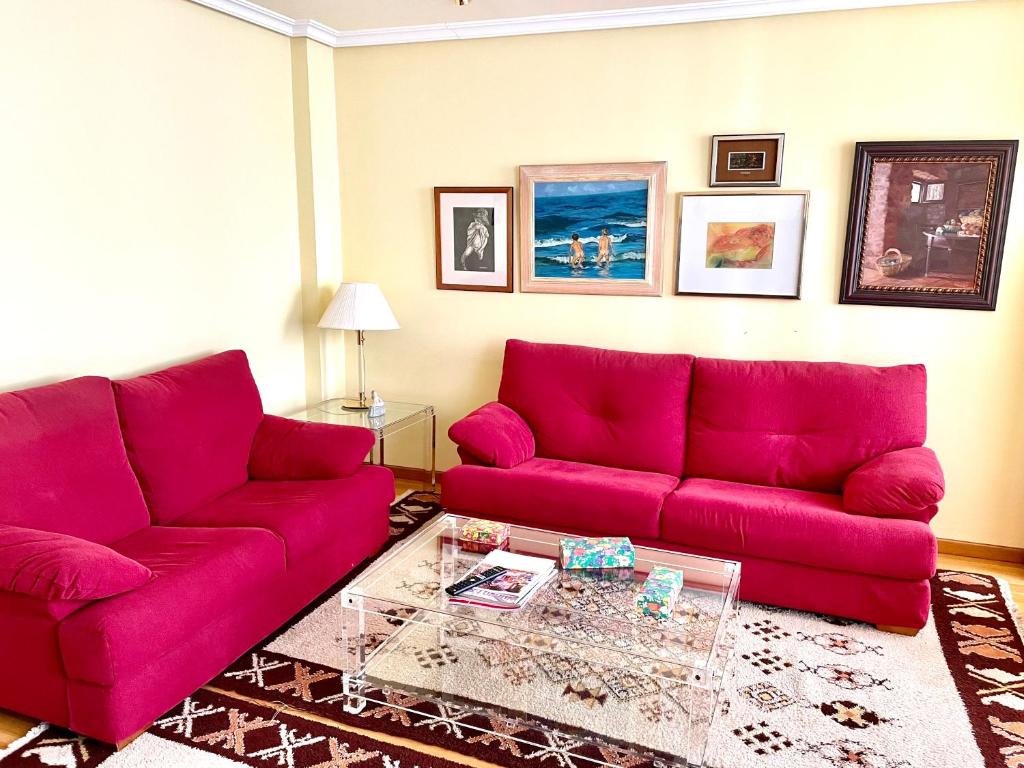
[442,340,944,631]
[0,351,393,745]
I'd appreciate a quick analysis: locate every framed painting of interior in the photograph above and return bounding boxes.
[710,134,785,187]
[519,162,667,295]
[434,187,513,292]
[839,140,1017,310]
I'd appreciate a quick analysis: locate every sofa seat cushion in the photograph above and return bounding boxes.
[441,458,678,538]
[0,376,149,544]
[172,466,395,566]
[661,478,936,581]
[113,351,264,524]
[58,526,286,686]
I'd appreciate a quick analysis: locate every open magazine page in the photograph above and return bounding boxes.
[449,550,555,609]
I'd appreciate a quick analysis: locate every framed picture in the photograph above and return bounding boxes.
[676,191,808,299]
[519,162,667,296]
[839,141,1017,310]
[434,187,513,292]
[710,134,785,187]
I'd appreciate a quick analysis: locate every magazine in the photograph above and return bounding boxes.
[448,550,556,610]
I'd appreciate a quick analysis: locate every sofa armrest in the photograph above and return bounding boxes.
[448,402,535,469]
[843,447,944,524]
[0,524,152,601]
[249,414,375,481]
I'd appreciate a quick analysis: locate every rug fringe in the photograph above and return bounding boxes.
[0,723,49,759]
[996,574,1024,639]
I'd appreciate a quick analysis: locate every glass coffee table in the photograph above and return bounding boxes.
[340,514,740,768]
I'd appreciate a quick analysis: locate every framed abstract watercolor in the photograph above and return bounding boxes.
[434,187,513,292]
[675,191,808,299]
[839,141,1017,310]
[519,162,667,296]
[710,134,785,187]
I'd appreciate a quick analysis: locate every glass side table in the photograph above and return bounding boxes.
[293,400,436,489]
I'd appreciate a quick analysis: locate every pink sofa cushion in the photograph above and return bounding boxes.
[249,415,374,480]
[686,358,927,492]
[58,525,286,686]
[448,402,535,468]
[497,340,695,477]
[0,377,149,544]
[661,478,936,580]
[442,458,679,538]
[843,447,944,523]
[0,524,151,601]
[172,466,395,565]
[113,351,264,523]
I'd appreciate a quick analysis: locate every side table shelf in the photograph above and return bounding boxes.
[293,399,436,489]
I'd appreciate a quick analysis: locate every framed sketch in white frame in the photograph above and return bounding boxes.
[519,162,667,296]
[710,133,785,187]
[675,191,809,299]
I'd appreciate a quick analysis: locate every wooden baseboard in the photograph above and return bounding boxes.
[383,464,443,485]
[937,538,1024,564]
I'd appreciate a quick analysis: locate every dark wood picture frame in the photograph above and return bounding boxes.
[839,140,1017,310]
[710,133,785,187]
[434,186,514,292]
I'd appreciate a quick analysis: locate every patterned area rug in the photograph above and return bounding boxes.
[3,491,1023,768]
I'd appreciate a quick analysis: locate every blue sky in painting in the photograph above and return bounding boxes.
[535,180,649,198]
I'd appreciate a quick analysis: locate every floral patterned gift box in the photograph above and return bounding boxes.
[559,536,635,570]
[458,518,510,553]
[636,566,685,620]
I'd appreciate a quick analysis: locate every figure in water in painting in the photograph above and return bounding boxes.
[461,208,491,270]
[569,233,585,270]
[596,228,612,268]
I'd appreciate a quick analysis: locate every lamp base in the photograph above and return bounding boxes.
[338,397,370,411]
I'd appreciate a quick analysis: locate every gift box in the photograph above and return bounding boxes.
[636,566,685,620]
[458,519,510,554]
[559,536,635,570]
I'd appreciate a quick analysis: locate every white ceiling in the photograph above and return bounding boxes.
[255,0,710,31]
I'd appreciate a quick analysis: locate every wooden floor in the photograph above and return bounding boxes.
[2,482,1022,752]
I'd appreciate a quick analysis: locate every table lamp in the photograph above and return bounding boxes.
[318,282,399,410]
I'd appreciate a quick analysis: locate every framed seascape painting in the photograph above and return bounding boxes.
[839,141,1017,310]
[434,187,513,292]
[676,191,808,299]
[519,162,667,296]
[710,133,784,187]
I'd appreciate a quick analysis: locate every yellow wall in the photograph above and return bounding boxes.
[334,0,1024,547]
[0,0,307,411]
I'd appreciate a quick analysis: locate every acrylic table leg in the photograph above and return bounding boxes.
[430,412,437,491]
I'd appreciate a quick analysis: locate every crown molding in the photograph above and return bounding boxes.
[189,0,975,48]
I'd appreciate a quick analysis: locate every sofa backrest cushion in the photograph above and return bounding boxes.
[113,351,263,523]
[498,340,694,476]
[0,377,150,544]
[686,358,927,492]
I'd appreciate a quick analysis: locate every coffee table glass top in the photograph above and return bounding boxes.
[345,513,740,681]
[340,513,740,767]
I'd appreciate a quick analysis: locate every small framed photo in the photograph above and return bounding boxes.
[676,191,808,299]
[839,140,1017,310]
[710,134,785,187]
[434,187,513,292]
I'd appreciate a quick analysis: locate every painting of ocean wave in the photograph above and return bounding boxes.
[533,180,649,279]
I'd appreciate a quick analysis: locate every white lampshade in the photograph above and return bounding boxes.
[317,283,399,331]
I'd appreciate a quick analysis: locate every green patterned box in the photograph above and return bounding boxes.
[636,566,684,620]
[559,536,635,570]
